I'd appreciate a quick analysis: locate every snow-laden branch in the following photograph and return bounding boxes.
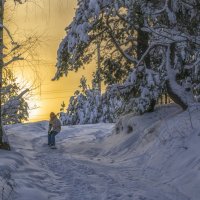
[2,88,29,124]
[148,0,169,15]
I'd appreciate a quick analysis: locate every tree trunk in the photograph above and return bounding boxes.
[165,93,168,104]
[0,0,3,144]
[166,81,188,109]
[137,15,150,67]
[137,8,156,112]
[161,95,163,104]
[166,44,195,110]
[97,42,101,93]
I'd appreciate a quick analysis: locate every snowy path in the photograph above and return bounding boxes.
[6,122,139,200]
[3,105,200,200]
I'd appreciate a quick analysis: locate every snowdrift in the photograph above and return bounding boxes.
[100,104,200,199]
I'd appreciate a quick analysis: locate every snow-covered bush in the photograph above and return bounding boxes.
[55,0,200,114]
[2,69,29,125]
[60,76,121,125]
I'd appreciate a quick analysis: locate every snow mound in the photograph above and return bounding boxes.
[103,104,183,156]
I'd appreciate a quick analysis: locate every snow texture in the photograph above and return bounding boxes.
[1,104,200,199]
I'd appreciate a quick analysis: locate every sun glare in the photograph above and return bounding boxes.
[28,106,41,122]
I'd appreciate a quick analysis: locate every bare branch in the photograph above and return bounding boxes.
[3,25,16,43]
[4,56,24,67]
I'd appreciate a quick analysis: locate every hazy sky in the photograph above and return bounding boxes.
[6,0,97,122]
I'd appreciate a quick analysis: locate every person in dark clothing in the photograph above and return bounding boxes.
[48,112,61,148]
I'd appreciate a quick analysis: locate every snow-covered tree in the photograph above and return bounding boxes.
[56,0,200,115]
[0,0,31,145]
[60,76,121,125]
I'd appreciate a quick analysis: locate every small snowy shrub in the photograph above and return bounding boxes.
[60,76,122,125]
[2,69,29,125]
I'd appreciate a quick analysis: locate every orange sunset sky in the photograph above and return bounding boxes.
[5,0,99,122]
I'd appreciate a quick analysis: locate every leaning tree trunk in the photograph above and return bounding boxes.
[166,44,195,110]
[165,0,195,109]
[0,0,4,144]
[166,82,188,110]
[137,7,156,112]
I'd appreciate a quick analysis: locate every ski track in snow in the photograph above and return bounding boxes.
[3,104,200,200]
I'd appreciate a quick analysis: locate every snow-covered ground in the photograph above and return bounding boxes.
[1,104,200,200]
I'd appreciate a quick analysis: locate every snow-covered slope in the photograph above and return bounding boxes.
[101,104,200,199]
[1,104,200,200]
